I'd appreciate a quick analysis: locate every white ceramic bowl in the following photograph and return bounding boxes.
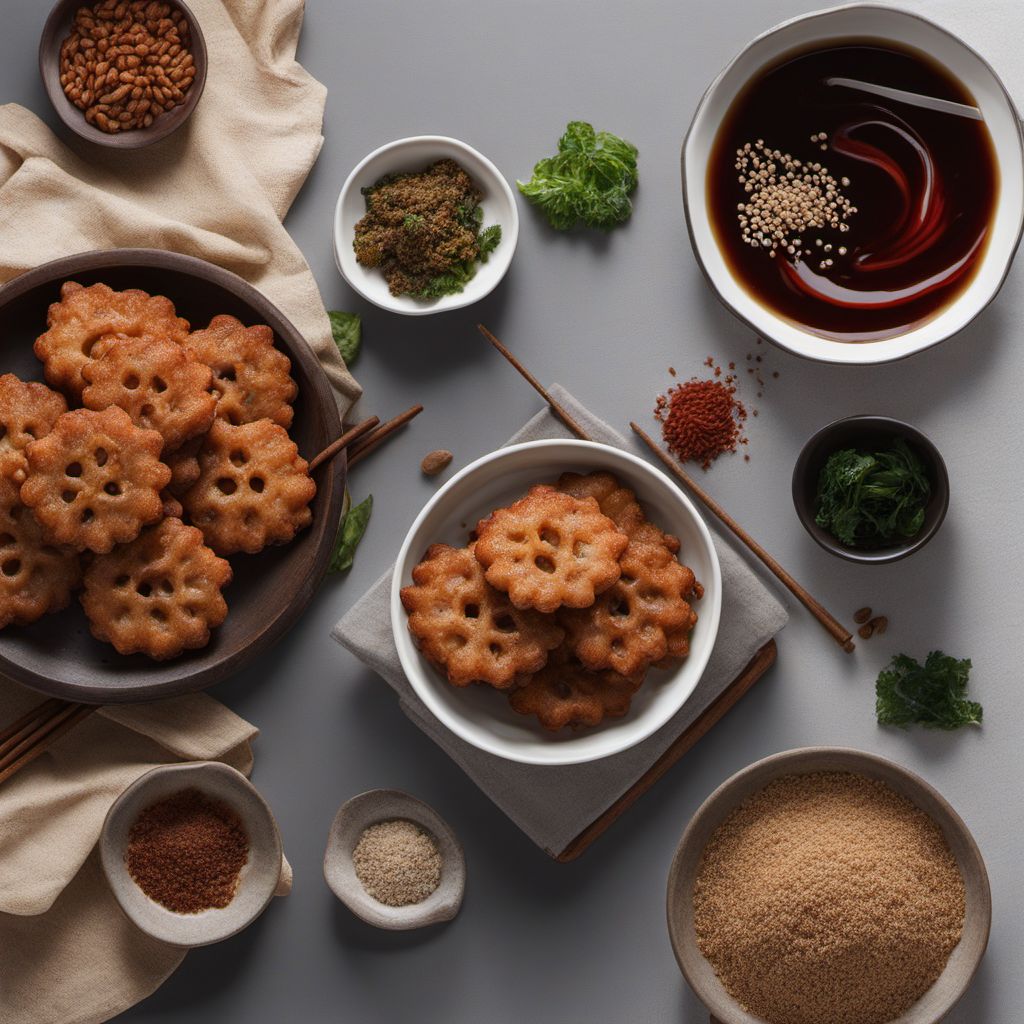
[683,3,1024,364]
[391,439,722,766]
[333,135,519,315]
[99,762,284,947]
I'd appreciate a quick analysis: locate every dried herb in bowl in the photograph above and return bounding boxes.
[814,438,930,548]
[353,159,501,299]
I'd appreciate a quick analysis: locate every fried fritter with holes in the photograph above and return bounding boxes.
[163,434,203,497]
[555,470,645,536]
[82,517,232,659]
[474,485,628,613]
[0,374,67,477]
[508,643,643,731]
[20,407,170,554]
[34,281,190,399]
[400,543,564,688]
[81,336,217,451]
[181,418,315,555]
[0,457,81,628]
[183,314,296,428]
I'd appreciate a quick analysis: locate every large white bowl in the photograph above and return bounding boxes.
[334,135,519,315]
[391,440,722,766]
[683,3,1024,364]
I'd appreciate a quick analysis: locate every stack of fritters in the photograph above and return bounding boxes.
[401,472,702,732]
[0,281,317,660]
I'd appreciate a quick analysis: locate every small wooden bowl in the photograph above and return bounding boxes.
[791,414,950,564]
[666,747,991,1024]
[39,0,208,150]
[0,249,344,703]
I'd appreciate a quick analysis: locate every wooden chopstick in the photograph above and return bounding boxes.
[308,415,380,472]
[478,323,854,653]
[631,423,855,653]
[0,700,98,786]
[347,405,424,469]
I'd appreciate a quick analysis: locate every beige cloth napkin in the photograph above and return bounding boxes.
[0,683,292,1024]
[0,0,360,416]
[332,387,789,856]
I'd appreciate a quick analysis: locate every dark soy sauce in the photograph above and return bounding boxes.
[708,41,999,342]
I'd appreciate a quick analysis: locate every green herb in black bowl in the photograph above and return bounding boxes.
[792,416,949,564]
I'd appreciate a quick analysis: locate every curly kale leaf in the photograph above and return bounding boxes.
[517,120,639,231]
[875,651,981,730]
[813,438,930,548]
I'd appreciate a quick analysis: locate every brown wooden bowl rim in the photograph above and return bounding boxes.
[666,745,991,1024]
[0,247,344,703]
[38,0,208,150]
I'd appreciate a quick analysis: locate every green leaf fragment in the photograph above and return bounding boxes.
[328,311,362,366]
[875,651,981,730]
[330,494,373,573]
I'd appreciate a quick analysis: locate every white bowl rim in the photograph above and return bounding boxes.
[333,134,519,316]
[390,438,723,766]
[681,1,1024,366]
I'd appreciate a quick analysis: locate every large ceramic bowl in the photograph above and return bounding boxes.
[667,747,991,1024]
[682,3,1024,364]
[0,249,345,703]
[391,439,722,766]
[333,135,519,316]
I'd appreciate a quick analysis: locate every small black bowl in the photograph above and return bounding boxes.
[792,415,950,565]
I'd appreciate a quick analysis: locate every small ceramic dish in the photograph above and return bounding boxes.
[391,439,722,767]
[324,789,465,931]
[39,0,208,150]
[682,3,1024,364]
[667,746,991,1024]
[100,761,283,947]
[792,414,949,564]
[333,135,519,315]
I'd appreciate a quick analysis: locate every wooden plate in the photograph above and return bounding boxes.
[666,747,991,1024]
[0,249,344,703]
[38,0,208,150]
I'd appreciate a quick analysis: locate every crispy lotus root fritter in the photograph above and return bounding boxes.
[20,407,170,554]
[474,485,628,613]
[82,517,232,660]
[561,520,700,676]
[0,374,67,475]
[555,470,646,536]
[508,644,643,731]
[183,314,297,428]
[81,336,217,451]
[400,543,564,688]
[34,281,190,399]
[182,418,315,555]
[0,458,81,629]
[164,435,204,497]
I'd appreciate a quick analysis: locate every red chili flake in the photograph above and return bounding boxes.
[654,370,748,470]
[704,356,715,367]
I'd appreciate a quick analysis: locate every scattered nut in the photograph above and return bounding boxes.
[853,606,872,624]
[857,622,875,640]
[868,615,888,635]
[421,449,453,476]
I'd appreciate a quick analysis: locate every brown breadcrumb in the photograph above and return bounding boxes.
[354,159,482,296]
[693,771,965,1024]
[353,819,442,907]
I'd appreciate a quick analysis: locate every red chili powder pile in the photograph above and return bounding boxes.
[656,360,749,469]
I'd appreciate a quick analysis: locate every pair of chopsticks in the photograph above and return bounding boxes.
[478,324,855,654]
[0,699,97,786]
[309,404,424,473]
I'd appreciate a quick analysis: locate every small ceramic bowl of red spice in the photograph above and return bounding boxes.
[99,761,285,946]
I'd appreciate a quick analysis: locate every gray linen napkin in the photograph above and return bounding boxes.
[332,387,788,855]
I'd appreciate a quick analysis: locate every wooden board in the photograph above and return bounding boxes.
[556,639,777,862]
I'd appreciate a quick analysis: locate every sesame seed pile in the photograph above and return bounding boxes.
[692,771,965,1024]
[353,819,442,907]
[735,138,857,267]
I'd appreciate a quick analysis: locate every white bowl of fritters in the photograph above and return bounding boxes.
[391,440,722,766]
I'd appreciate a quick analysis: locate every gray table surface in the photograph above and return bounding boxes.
[3,0,1021,1021]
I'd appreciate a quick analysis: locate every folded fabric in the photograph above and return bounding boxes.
[332,386,789,856]
[0,0,360,416]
